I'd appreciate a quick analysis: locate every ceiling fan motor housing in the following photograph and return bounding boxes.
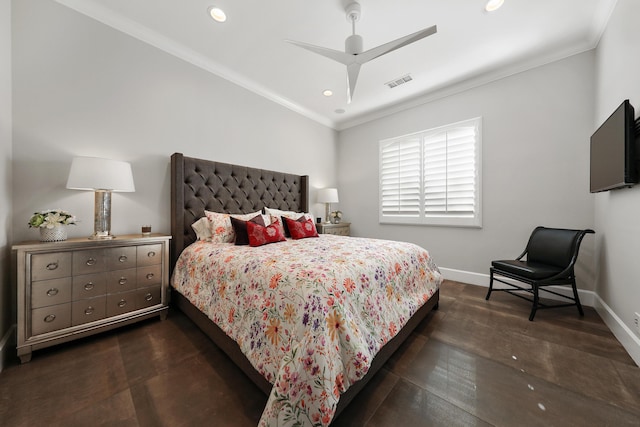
[345,34,363,54]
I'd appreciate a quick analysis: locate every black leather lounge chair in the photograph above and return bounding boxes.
[486,226,595,321]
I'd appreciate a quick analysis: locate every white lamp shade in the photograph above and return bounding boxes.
[66,157,135,192]
[317,188,339,203]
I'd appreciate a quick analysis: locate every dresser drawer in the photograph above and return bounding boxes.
[72,297,107,326]
[137,244,162,267]
[31,277,72,309]
[137,265,162,288]
[106,246,136,270]
[106,292,137,317]
[72,273,107,300]
[326,227,349,236]
[73,249,106,276]
[31,303,72,335]
[136,286,161,310]
[107,268,137,294]
[31,252,72,282]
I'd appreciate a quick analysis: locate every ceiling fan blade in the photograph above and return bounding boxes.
[346,63,362,104]
[285,40,355,65]
[356,25,437,64]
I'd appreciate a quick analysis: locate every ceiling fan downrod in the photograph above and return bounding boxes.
[345,2,363,55]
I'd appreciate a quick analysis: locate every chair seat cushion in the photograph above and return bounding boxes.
[491,260,564,280]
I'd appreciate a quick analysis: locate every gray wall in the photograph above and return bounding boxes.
[337,52,595,288]
[12,0,337,244]
[0,0,12,372]
[593,0,640,357]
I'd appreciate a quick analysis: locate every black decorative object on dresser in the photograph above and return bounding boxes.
[13,234,171,363]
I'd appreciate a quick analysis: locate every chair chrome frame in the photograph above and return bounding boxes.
[486,227,595,321]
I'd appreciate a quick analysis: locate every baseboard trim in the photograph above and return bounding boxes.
[439,267,639,366]
[0,324,16,373]
[439,267,595,306]
[593,295,640,366]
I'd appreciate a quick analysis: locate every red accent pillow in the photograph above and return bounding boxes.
[247,218,286,247]
[230,214,266,246]
[284,216,319,240]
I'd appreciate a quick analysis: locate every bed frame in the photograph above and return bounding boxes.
[170,152,439,419]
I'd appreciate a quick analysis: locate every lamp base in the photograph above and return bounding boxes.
[88,233,115,240]
[324,202,332,224]
[92,191,115,240]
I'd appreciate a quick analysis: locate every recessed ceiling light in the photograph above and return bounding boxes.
[335,109,345,114]
[323,89,333,97]
[208,6,227,23]
[485,0,504,12]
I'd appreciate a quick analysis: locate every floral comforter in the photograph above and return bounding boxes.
[171,234,442,426]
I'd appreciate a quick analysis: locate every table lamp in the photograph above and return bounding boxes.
[317,188,339,224]
[66,156,135,239]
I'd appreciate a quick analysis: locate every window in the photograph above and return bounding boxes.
[379,117,482,227]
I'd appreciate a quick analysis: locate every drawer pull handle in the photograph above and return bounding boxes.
[118,278,127,285]
[46,288,59,297]
[86,258,97,266]
[84,283,94,291]
[118,255,128,263]
[84,306,94,315]
[117,299,127,308]
[44,314,56,323]
[145,293,153,301]
[146,273,154,280]
[46,262,59,271]
[147,251,156,258]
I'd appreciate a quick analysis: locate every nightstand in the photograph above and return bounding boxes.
[316,222,350,236]
[13,233,171,363]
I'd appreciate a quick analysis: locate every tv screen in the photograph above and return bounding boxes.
[590,99,637,193]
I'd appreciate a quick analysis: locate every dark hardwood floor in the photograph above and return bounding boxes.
[1,280,639,426]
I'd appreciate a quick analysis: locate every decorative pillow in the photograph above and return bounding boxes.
[230,214,266,246]
[247,218,286,247]
[204,210,264,243]
[285,213,314,236]
[265,207,312,237]
[284,216,319,240]
[269,215,287,237]
[191,217,212,241]
[204,211,234,243]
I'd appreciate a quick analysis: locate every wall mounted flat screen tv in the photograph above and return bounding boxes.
[590,99,638,193]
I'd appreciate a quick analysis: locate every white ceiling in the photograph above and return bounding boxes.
[55,0,617,130]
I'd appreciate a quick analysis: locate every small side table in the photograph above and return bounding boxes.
[316,222,350,236]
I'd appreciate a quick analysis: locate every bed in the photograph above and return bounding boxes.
[170,152,442,426]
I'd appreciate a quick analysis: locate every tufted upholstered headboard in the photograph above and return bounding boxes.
[170,152,309,266]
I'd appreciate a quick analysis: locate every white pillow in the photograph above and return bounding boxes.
[231,211,270,225]
[191,217,212,241]
[265,207,303,219]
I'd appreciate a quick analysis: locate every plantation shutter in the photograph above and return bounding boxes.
[424,125,477,216]
[380,137,421,217]
[379,117,481,227]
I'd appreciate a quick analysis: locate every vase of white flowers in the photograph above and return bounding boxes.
[28,209,77,242]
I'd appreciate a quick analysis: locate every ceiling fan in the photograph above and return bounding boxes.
[286,1,437,104]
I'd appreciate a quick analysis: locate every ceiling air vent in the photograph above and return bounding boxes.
[385,74,413,89]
